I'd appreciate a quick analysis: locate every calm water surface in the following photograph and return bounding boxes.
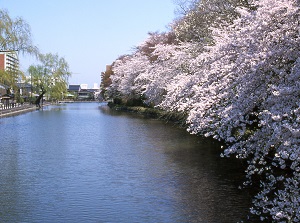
[0,103,253,223]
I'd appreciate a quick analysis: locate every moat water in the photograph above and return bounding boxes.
[0,103,254,223]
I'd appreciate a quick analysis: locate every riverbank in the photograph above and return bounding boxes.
[107,102,187,127]
[0,104,37,118]
[0,101,102,118]
[0,103,54,118]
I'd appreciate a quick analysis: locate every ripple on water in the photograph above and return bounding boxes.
[0,103,254,223]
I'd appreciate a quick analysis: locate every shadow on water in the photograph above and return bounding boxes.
[99,104,257,222]
[0,103,258,223]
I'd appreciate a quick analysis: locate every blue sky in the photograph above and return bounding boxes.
[1,0,177,87]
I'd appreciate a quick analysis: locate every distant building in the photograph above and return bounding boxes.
[67,85,80,99]
[93,83,99,89]
[77,89,93,100]
[0,51,19,97]
[68,85,81,93]
[68,84,100,101]
[17,82,32,96]
[80,84,88,90]
[0,51,19,74]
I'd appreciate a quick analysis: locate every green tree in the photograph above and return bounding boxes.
[0,9,38,54]
[0,9,39,95]
[28,53,71,107]
[0,69,15,90]
[100,65,113,100]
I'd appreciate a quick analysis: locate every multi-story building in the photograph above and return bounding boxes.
[0,51,19,96]
[0,50,19,73]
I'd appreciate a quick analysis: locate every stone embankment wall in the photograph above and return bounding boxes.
[0,103,37,118]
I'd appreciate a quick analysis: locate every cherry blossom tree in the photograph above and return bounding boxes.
[108,53,150,104]
[139,42,202,107]
[107,0,300,221]
[169,0,300,221]
[172,0,253,43]
[109,36,202,107]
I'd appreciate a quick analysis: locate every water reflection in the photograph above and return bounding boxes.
[0,103,254,223]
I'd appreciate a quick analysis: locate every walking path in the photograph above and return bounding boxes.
[0,103,37,118]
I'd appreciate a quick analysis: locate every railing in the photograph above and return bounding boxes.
[0,102,23,110]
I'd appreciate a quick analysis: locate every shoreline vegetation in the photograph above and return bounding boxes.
[107,101,188,127]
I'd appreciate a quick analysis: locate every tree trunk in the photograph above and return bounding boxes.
[35,91,46,109]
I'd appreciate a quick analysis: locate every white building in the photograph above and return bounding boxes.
[0,51,19,73]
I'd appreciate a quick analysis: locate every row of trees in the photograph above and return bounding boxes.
[0,9,70,104]
[104,0,300,222]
